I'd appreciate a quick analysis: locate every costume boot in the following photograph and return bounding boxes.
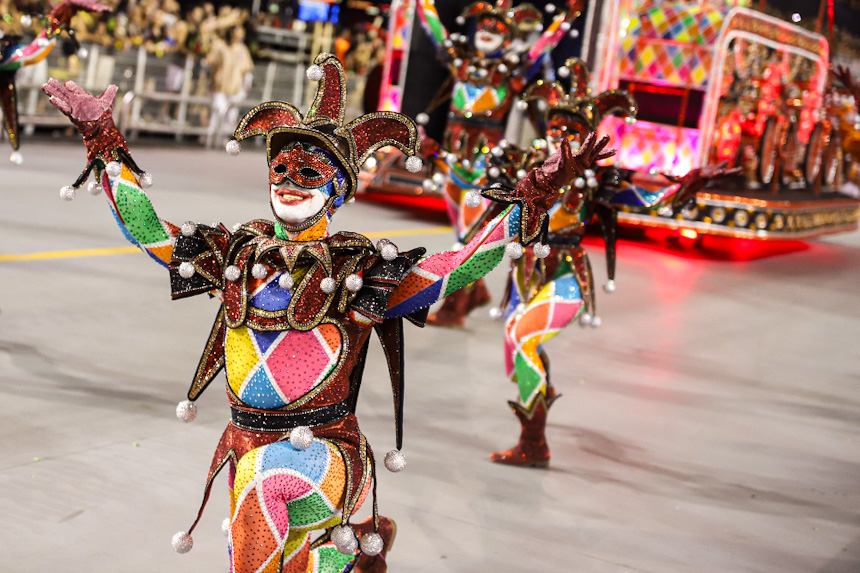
[490,383,558,468]
[426,278,491,327]
[351,516,397,573]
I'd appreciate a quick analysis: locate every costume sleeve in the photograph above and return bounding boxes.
[96,160,179,268]
[525,3,582,66]
[416,0,449,51]
[168,224,231,299]
[611,181,682,209]
[383,204,523,319]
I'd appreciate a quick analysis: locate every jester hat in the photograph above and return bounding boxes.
[459,0,542,40]
[525,58,637,141]
[228,53,422,228]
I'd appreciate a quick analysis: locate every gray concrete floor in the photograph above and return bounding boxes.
[2,141,859,573]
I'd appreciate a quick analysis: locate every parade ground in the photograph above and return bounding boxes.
[2,140,859,572]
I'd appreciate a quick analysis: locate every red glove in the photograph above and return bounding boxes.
[42,79,128,163]
[49,0,111,30]
[483,132,615,242]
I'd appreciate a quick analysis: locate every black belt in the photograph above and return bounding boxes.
[230,400,351,432]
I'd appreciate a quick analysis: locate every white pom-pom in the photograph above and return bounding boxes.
[453,58,463,68]
[422,178,435,191]
[290,426,314,450]
[360,532,384,556]
[505,242,524,259]
[171,531,193,554]
[491,146,504,157]
[221,517,230,537]
[431,172,446,185]
[557,66,570,78]
[20,14,32,27]
[384,449,407,472]
[603,280,616,294]
[181,221,197,237]
[545,3,556,12]
[225,265,241,282]
[516,169,527,179]
[139,172,153,188]
[533,243,551,258]
[225,140,241,156]
[456,15,466,25]
[587,177,599,189]
[488,166,501,178]
[489,307,504,320]
[625,116,636,125]
[405,155,423,173]
[320,277,337,294]
[583,169,594,178]
[278,273,294,290]
[516,100,529,111]
[87,180,102,195]
[574,177,586,189]
[9,151,22,165]
[345,274,363,292]
[380,243,398,261]
[498,63,508,74]
[591,315,602,328]
[365,156,378,169]
[60,185,76,201]
[175,400,198,422]
[416,112,429,125]
[307,64,324,81]
[178,262,196,279]
[106,161,122,178]
[251,263,268,280]
[579,312,592,327]
[331,525,358,554]
[464,190,482,208]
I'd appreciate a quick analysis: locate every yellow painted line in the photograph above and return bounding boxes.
[0,246,140,262]
[0,226,454,262]
[362,225,452,239]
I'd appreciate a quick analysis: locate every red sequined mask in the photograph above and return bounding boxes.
[269,145,339,189]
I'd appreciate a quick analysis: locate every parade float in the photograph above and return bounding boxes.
[362,0,860,242]
[591,0,860,239]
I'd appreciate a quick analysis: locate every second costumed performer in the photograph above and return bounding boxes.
[43,53,609,572]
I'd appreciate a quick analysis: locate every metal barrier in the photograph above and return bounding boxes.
[9,33,370,149]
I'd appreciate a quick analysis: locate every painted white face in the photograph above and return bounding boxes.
[269,183,328,225]
[475,30,504,55]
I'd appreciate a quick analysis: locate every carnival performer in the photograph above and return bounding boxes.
[1,0,109,163]
[416,0,581,326]
[43,53,610,572]
[835,65,860,112]
[480,59,735,467]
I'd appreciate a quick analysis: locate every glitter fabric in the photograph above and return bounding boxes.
[45,52,579,573]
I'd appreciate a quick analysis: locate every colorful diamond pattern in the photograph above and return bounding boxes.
[620,2,724,88]
[600,116,700,176]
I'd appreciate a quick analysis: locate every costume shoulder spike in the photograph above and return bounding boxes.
[340,113,420,167]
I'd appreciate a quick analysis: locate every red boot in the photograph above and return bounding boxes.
[426,278,491,327]
[490,387,558,468]
[351,516,397,573]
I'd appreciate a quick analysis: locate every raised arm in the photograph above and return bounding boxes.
[524,1,583,67]
[384,134,613,319]
[416,0,450,52]
[43,80,177,267]
[0,1,110,72]
[611,163,738,213]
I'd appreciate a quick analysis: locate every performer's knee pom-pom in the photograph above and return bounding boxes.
[384,449,406,472]
[331,524,358,554]
[360,532,384,556]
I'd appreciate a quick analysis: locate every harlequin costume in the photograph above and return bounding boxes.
[0,0,109,164]
[416,0,581,326]
[44,53,607,572]
[483,59,729,467]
